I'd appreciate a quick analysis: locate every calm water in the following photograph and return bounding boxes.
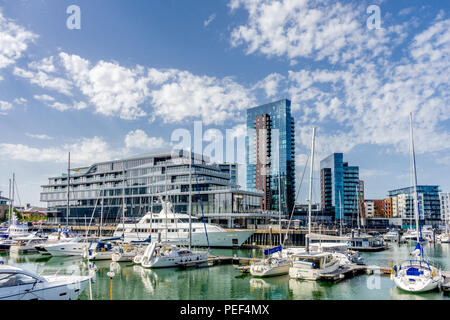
[1,242,449,300]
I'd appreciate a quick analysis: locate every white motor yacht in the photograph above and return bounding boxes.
[289,251,340,280]
[0,264,91,300]
[140,242,209,268]
[113,201,254,248]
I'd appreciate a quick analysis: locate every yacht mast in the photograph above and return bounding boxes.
[356,185,360,233]
[8,178,11,226]
[409,113,420,244]
[189,151,192,250]
[99,188,104,239]
[67,152,70,228]
[278,147,282,246]
[122,164,126,239]
[339,190,343,237]
[165,164,168,243]
[307,127,316,253]
[12,173,15,221]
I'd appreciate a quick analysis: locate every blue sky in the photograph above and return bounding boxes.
[0,0,449,206]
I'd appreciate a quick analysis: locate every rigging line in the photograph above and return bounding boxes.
[13,178,22,207]
[282,154,309,248]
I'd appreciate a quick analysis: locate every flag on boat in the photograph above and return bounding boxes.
[264,245,282,255]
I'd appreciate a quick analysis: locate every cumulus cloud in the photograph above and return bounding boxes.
[0,100,12,115]
[150,70,256,125]
[253,73,285,98]
[13,66,73,95]
[60,52,149,120]
[0,11,38,69]
[229,0,406,64]
[124,129,166,150]
[0,130,168,165]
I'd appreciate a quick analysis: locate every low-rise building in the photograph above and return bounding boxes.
[0,191,10,220]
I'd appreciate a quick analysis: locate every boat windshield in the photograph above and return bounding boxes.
[0,273,39,288]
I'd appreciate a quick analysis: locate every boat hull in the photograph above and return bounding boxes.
[250,262,290,277]
[289,261,340,281]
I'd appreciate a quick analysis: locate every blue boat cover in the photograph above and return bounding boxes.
[264,245,282,255]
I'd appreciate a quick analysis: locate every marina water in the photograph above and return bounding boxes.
[1,242,449,300]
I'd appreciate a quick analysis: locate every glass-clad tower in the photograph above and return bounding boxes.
[246,99,295,216]
[320,153,360,224]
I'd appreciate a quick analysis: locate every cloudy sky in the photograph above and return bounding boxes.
[0,0,449,206]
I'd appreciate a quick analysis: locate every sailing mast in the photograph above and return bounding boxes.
[99,188,104,239]
[307,127,316,253]
[67,152,70,228]
[356,185,360,234]
[339,190,343,237]
[409,113,421,246]
[8,178,11,226]
[122,163,126,239]
[278,143,282,246]
[188,151,192,250]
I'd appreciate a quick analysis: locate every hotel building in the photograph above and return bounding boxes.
[40,150,275,228]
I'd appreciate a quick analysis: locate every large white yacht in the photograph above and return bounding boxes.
[113,201,254,247]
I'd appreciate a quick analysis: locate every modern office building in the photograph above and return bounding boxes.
[320,153,361,224]
[388,186,441,227]
[439,192,450,226]
[216,163,238,185]
[246,99,295,216]
[41,150,275,228]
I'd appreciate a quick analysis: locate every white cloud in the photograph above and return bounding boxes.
[60,52,149,120]
[28,56,56,73]
[13,97,27,105]
[253,73,284,97]
[204,14,216,27]
[0,130,168,166]
[0,100,12,115]
[0,137,117,165]
[150,70,255,125]
[25,133,53,140]
[124,129,166,150]
[229,0,406,64]
[0,11,38,69]
[34,94,55,102]
[13,66,73,95]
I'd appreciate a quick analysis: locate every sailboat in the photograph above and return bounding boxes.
[289,127,340,281]
[391,113,443,293]
[250,152,290,277]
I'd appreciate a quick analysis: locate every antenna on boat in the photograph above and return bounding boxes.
[307,127,316,253]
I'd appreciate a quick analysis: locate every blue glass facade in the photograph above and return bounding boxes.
[388,185,441,225]
[246,99,295,215]
[320,153,360,223]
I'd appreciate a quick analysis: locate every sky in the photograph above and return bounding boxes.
[0,0,449,207]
